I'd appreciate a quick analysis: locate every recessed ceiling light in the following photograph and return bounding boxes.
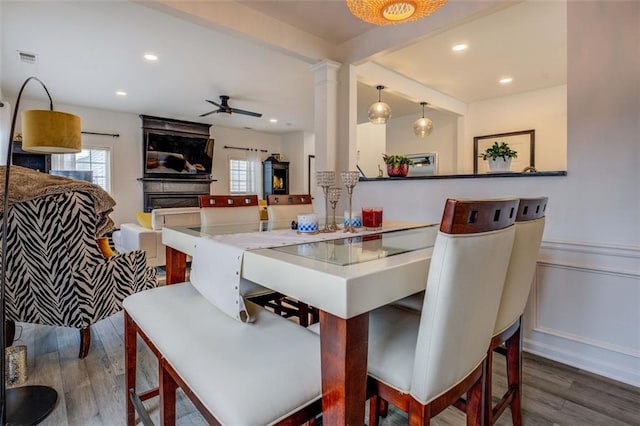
[144,53,158,61]
[269,118,278,123]
[116,91,127,96]
[499,77,513,84]
[452,43,468,52]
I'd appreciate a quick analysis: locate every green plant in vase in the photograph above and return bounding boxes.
[479,142,517,172]
[382,154,414,177]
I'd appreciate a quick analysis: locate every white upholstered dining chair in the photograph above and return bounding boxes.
[198,194,311,325]
[266,194,314,224]
[199,194,261,226]
[266,193,318,325]
[367,198,519,425]
[484,196,547,425]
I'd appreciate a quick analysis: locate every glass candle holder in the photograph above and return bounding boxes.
[362,207,383,230]
[316,171,335,233]
[341,171,360,233]
[327,187,342,231]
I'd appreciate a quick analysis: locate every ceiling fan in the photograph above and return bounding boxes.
[199,95,263,118]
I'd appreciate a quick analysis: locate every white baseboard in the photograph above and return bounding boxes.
[524,334,640,388]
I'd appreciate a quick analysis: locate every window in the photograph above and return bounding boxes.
[229,156,262,195]
[229,158,249,193]
[52,147,112,192]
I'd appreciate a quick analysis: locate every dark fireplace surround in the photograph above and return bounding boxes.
[138,115,215,212]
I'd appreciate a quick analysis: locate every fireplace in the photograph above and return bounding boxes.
[141,179,211,211]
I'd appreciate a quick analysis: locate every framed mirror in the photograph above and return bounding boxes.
[473,129,535,174]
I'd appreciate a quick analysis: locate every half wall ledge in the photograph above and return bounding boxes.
[359,171,567,182]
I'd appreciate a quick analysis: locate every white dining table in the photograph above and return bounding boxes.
[162,220,438,424]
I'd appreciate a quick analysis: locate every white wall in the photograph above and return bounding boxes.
[353,2,640,386]
[210,126,282,197]
[386,109,458,175]
[356,122,385,178]
[280,131,307,194]
[464,85,567,172]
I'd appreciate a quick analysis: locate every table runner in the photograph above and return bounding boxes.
[190,223,424,322]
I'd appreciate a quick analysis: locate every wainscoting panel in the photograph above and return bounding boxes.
[523,239,640,387]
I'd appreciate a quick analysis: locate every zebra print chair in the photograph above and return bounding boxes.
[2,190,158,358]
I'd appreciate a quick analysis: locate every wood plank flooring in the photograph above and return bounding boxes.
[8,313,640,425]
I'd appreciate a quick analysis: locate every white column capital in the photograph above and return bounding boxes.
[310,59,341,74]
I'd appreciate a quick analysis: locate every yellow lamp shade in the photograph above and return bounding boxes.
[21,110,81,153]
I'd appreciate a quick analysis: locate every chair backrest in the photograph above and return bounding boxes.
[493,197,547,335]
[151,207,201,230]
[266,194,313,223]
[3,190,156,328]
[411,198,518,404]
[266,194,312,205]
[199,195,260,225]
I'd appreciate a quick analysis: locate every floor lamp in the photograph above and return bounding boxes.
[1,77,81,425]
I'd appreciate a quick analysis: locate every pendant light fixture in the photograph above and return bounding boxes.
[368,85,391,125]
[413,102,433,137]
[346,0,448,26]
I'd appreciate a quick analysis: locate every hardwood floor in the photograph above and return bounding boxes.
[9,313,640,425]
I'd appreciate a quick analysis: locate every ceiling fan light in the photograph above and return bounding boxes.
[346,0,448,26]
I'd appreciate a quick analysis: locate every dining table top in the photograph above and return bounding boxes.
[162,219,438,318]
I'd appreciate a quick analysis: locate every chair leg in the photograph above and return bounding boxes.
[506,323,523,426]
[5,319,15,348]
[484,343,494,425]
[160,359,177,426]
[379,397,389,418]
[408,398,430,426]
[309,307,320,325]
[79,326,91,359]
[273,297,283,315]
[369,394,380,426]
[466,361,485,426]
[298,302,309,327]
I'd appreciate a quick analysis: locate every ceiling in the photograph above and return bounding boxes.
[0,1,566,135]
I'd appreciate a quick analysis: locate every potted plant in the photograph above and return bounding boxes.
[383,154,414,177]
[479,141,518,172]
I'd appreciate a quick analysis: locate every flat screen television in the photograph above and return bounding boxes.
[144,132,214,178]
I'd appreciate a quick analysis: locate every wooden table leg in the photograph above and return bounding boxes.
[319,310,369,425]
[124,312,137,426]
[165,246,187,285]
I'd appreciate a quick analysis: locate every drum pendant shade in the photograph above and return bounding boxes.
[21,110,81,153]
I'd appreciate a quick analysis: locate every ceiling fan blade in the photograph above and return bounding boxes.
[229,107,262,118]
[205,99,223,108]
[199,110,219,117]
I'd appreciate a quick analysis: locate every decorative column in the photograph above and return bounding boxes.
[310,60,341,172]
